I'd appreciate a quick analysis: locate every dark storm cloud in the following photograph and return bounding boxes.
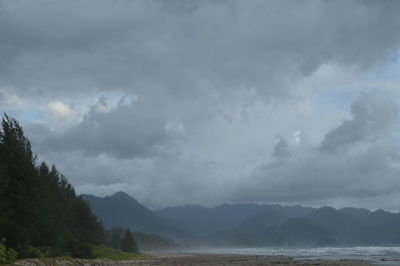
[0,0,400,98]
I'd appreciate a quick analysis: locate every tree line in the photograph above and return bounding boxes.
[0,115,137,260]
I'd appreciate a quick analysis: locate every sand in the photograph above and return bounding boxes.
[12,253,374,266]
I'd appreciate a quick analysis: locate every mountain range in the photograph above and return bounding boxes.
[83,191,400,248]
[82,192,191,243]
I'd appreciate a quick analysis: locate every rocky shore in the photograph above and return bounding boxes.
[12,253,372,266]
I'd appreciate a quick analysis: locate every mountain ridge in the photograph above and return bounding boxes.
[82,192,192,244]
[83,191,400,247]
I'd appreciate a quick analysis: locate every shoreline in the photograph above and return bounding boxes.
[12,253,374,266]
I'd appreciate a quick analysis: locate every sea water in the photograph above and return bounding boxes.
[188,246,400,265]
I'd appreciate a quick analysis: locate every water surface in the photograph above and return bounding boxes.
[188,246,400,265]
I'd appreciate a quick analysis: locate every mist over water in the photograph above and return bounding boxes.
[188,246,400,265]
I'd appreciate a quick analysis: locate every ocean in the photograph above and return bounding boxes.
[188,246,400,265]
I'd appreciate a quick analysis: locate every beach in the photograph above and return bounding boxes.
[12,253,373,266]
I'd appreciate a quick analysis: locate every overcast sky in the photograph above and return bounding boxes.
[2,0,400,210]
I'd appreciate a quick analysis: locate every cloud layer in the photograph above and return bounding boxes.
[1,0,400,210]
[1,0,400,97]
[239,92,400,207]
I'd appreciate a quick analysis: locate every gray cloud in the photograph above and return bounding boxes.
[241,143,400,210]
[320,91,399,153]
[234,92,400,209]
[1,0,400,99]
[33,96,181,159]
[272,137,291,159]
[2,1,400,209]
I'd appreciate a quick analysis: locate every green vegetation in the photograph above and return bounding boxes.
[0,240,18,263]
[0,115,140,260]
[19,244,43,259]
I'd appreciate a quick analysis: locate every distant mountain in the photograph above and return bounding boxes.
[210,209,290,246]
[261,217,337,246]
[84,191,400,247]
[216,206,400,246]
[339,207,400,243]
[83,192,158,231]
[236,209,289,234]
[306,206,375,244]
[82,192,192,243]
[156,203,314,237]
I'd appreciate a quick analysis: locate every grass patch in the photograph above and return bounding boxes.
[92,245,150,260]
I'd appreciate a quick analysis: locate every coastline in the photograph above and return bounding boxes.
[12,253,373,266]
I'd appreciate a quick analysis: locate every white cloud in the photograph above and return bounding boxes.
[48,101,73,118]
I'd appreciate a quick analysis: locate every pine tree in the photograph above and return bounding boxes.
[120,230,138,253]
[0,114,106,258]
[108,227,124,249]
[0,114,37,250]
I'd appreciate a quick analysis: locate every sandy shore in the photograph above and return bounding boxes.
[12,253,374,266]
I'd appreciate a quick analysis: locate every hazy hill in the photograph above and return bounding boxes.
[84,191,400,247]
[306,206,375,244]
[217,206,400,246]
[261,217,337,246]
[83,192,158,231]
[83,192,192,243]
[339,207,400,243]
[156,203,314,237]
[209,209,290,246]
[235,209,289,234]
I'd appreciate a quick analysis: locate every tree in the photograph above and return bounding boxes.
[120,230,138,253]
[0,114,106,258]
[108,227,124,249]
[0,114,37,250]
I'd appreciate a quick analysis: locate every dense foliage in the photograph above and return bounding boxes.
[0,115,106,258]
[0,240,17,263]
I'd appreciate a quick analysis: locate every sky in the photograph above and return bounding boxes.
[2,0,400,211]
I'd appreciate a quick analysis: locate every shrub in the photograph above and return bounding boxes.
[0,241,18,263]
[6,248,18,263]
[69,242,95,259]
[19,244,43,258]
[44,247,67,257]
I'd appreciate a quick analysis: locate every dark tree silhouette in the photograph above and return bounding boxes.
[120,230,138,253]
[0,114,106,258]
